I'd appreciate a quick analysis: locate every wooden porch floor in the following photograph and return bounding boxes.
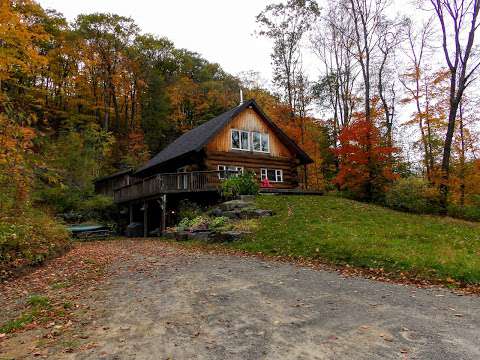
[113,170,224,203]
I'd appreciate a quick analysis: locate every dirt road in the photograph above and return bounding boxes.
[1,240,479,359]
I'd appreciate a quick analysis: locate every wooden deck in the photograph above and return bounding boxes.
[113,170,225,203]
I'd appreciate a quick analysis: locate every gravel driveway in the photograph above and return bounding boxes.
[66,244,480,360]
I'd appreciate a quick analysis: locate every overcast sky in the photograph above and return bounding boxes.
[38,0,277,83]
[37,0,420,87]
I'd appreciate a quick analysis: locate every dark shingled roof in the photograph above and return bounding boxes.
[134,99,313,175]
[94,168,133,184]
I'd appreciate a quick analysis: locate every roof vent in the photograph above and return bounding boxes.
[239,88,243,105]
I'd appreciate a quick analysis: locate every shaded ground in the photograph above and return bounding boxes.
[1,240,479,359]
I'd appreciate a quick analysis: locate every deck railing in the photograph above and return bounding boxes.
[113,170,234,203]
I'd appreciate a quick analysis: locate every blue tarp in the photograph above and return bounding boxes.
[68,224,106,233]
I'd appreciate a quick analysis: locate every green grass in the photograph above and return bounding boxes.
[228,195,480,284]
[0,312,35,334]
[0,295,51,334]
[26,295,50,307]
[50,281,71,290]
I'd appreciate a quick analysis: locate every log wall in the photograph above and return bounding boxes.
[204,107,299,188]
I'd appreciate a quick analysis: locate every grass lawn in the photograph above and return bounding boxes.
[228,195,480,284]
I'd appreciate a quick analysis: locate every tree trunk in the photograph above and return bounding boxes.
[439,98,459,211]
[459,102,466,207]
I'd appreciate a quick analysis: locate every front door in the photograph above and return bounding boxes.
[177,167,188,190]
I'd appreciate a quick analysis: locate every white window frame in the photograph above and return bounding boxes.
[232,166,244,175]
[218,165,227,179]
[252,131,270,153]
[275,169,283,182]
[218,165,244,179]
[231,129,250,151]
[261,168,283,183]
[260,168,267,180]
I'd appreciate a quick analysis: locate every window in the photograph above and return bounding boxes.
[261,168,283,182]
[252,132,269,153]
[231,129,250,151]
[218,165,244,179]
[232,129,270,153]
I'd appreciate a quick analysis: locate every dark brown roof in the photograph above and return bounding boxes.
[94,168,133,184]
[134,99,313,175]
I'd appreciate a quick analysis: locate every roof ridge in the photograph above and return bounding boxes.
[134,98,312,176]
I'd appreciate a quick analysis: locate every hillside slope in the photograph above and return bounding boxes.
[230,195,480,284]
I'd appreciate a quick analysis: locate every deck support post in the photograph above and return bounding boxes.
[159,194,167,235]
[143,201,148,238]
[304,164,308,190]
[129,203,133,224]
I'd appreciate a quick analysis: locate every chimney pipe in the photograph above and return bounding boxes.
[239,89,243,105]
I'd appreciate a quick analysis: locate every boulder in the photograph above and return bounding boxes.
[175,231,190,241]
[222,210,242,219]
[186,231,212,241]
[221,208,273,220]
[149,228,161,237]
[254,209,273,217]
[209,207,223,217]
[163,231,176,240]
[126,222,143,237]
[219,200,250,211]
[212,231,249,243]
[239,195,256,203]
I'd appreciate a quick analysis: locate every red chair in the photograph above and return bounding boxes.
[261,177,272,188]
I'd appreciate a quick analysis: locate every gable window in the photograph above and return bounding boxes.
[218,165,244,179]
[261,168,283,182]
[231,129,250,151]
[252,132,269,153]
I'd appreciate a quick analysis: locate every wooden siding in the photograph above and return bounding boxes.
[203,107,300,189]
[206,108,293,158]
[205,151,299,189]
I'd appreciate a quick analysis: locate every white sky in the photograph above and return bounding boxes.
[38,0,276,82]
[37,0,419,91]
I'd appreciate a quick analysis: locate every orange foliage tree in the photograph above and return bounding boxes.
[333,112,397,200]
[0,114,35,211]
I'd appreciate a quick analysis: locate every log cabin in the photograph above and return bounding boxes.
[94,99,313,236]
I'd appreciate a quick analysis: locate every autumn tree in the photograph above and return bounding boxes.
[133,35,176,153]
[344,0,387,122]
[0,0,49,121]
[400,18,438,181]
[428,0,480,210]
[334,108,397,200]
[311,1,359,144]
[451,96,480,206]
[376,17,406,149]
[74,13,140,131]
[256,0,320,119]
